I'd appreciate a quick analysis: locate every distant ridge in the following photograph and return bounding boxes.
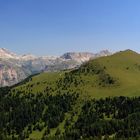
[0,48,111,87]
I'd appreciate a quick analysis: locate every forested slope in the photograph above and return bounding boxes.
[1,50,140,139]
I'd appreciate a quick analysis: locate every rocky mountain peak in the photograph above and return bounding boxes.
[95,50,112,57]
[60,52,95,63]
[0,48,18,59]
[21,54,37,60]
[60,50,111,63]
[99,50,111,55]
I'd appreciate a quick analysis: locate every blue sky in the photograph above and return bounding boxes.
[0,0,140,55]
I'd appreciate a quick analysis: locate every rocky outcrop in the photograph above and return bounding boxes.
[0,64,28,87]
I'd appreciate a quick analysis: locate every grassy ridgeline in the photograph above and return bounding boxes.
[13,49,140,98]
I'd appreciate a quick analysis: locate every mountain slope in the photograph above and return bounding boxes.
[12,49,140,98]
[1,50,140,139]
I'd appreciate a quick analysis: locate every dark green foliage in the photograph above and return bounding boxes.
[80,62,104,74]
[99,73,115,86]
[0,86,10,100]
[0,88,78,139]
[73,61,117,87]
[0,86,140,139]
[42,93,77,128]
[64,97,140,139]
[57,72,84,89]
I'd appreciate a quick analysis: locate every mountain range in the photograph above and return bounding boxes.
[0,48,111,87]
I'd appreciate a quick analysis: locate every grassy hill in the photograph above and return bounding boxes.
[12,49,140,98]
[1,50,140,140]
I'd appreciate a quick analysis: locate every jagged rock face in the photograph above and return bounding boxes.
[60,52,95,63]
[95,50,111,57]
[0,64,28,87]
[60,50,111,63]
[0,48,111,87]
[20,54,37,61]
[0,48,18,59]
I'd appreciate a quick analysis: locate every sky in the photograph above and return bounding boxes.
[0,0,140,56]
